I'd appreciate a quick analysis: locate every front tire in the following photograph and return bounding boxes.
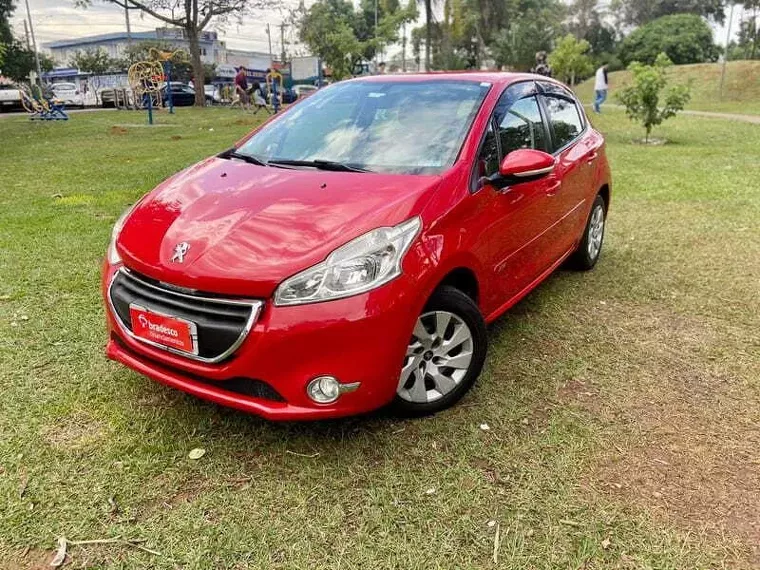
[392,286,487,417]
[571,194,606,270]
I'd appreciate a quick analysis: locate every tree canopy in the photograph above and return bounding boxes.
[619,13,720,66]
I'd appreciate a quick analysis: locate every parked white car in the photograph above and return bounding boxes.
[0,82,23,111]
[293,84,319,99]
[51,82,85,107]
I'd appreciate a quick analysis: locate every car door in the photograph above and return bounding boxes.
[474,82,560,308]
[538,84,595,258]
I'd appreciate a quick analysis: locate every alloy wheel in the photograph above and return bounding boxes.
[587,204,605,261]
[397,311,474,403]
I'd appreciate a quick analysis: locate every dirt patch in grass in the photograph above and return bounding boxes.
[4,547,52,570]
[41,412,108,450]
[565,300,760,566]
[109,126,128,135]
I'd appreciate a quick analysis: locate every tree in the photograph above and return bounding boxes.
[1,40,53,81]
[619,13,720,65]
[76,0,267,106]
[70,47,117,75]
[297,0,414,78]
[1,0,13,45]
[298,0,363,79]
[735,0,760,59]
[610,0,726,26]
[490,0,565,71]
[548,34,593,85]
[616,53,691,142]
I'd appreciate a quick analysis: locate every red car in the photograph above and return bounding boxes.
[103,72,610,420]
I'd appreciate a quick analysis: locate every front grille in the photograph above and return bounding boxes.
[108,268,263,363]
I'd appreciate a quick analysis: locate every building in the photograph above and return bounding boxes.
[43,28,239,67]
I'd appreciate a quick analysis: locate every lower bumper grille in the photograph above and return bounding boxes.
[111,333,285,402]
[108,268,263,363]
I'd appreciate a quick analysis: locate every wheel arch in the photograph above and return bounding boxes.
[598,183,611,211]
[435,267,480,305]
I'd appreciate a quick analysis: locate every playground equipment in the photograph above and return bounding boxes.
[127,60,163,124]
[266,68,284,114]
[127,48,189,124]
[20,86,68,120]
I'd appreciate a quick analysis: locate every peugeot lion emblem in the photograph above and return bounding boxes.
[171,241,190,263]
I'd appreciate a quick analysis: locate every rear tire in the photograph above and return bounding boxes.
[392,286,487,417]
[570,194,606,270]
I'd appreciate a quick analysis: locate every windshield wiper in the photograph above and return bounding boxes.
[266,159,372,173]
[218,148,268,167]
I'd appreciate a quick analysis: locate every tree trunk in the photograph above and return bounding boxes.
[187,26,205,107]
[424,0,432,71]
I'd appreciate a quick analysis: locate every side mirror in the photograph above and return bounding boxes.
[485,149,556,190]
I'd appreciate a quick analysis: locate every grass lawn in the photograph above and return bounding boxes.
[575,60,760,116]
[1,106,759,569]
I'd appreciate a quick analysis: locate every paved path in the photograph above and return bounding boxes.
[593,103,760,124]
[678,109,760,124]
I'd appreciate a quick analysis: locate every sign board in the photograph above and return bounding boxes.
[291,56,320,81]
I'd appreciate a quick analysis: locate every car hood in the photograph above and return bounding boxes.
[117,157,440,298]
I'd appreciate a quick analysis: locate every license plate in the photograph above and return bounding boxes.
[129,304,198,355]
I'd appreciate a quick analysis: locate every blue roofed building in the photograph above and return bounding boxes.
[43,28,226,66]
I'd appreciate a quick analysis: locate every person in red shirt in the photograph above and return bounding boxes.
[234,66,250,110]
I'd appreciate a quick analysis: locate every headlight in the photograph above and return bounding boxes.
[274,217,421,306]
[107,205,135,265]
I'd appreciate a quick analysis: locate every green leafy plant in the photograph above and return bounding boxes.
[618,14,720,66]
[616,53,691,142]
[548,34,594,86]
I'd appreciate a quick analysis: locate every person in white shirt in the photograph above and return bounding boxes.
[593,64,609,113]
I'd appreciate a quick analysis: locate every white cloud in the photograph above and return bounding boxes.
[11,0,304,54]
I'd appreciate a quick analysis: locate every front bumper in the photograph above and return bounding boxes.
[102,262,421,420]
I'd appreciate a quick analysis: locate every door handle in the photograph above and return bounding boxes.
[586,152,598,164]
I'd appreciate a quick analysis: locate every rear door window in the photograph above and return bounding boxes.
[541,95,584,151]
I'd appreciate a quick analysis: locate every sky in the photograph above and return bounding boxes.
[10,0,747,63]
[10,0,306,56]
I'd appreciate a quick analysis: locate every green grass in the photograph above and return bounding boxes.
[1,107,759,569]
[575,60,760,115]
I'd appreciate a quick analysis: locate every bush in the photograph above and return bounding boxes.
[619,14,720,66]
[548,34,594,86]
[616,53,691,142]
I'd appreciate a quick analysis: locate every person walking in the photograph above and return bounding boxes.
[250,80,271,116]
[233,66,250,110]
[593,64,609,113]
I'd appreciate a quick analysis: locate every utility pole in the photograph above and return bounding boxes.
[24,0,43,86]
[402,22,406,72]
[266,23,273,64]
[280,22,286,64]
[374,0,378,65]
[719,2,736,100]
[125,3,133,48]
[23,19,31,50]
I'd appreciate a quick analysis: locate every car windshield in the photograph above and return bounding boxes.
[236,79,490,175]
[54,83,76,90]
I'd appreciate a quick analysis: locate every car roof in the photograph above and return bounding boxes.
[348,71,571,91]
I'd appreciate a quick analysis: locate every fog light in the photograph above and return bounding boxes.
[306,376,361,404]
[307,376,341,404]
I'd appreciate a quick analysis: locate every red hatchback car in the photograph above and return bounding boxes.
[103,72,610,420]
